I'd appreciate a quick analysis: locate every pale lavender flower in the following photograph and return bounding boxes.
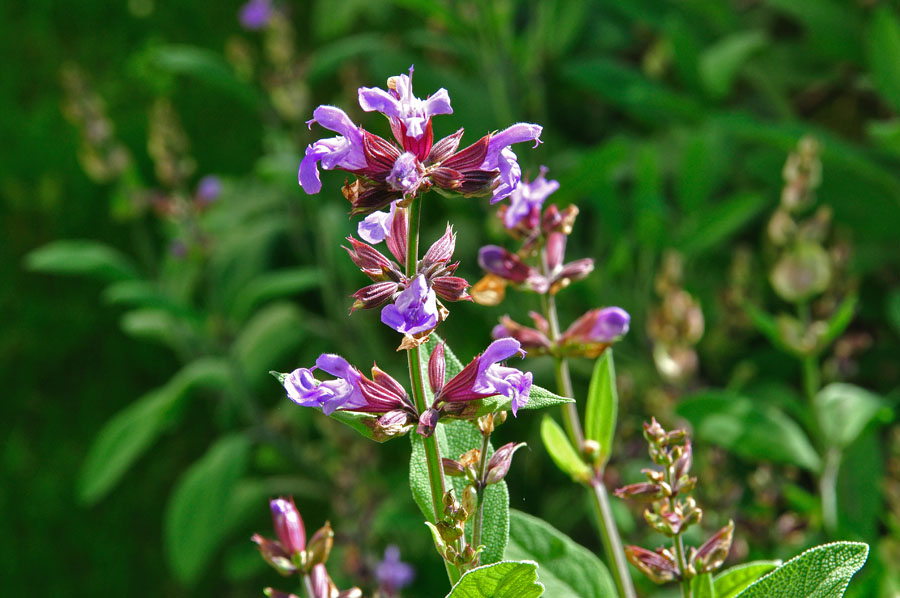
[376,545,415,593]
[282,354,366,415]
[357,201,397,245]
[380,275,438,335]
[358,65,452,140]
[591,307,631,341]
[503,167,559,229]
[387,152,423,194]
[480,123,543,203]
[473,337,533,415]
[239,0,272,30]
[299,106,367,194]
[195,175,222,205]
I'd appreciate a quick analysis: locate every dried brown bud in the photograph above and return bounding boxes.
[614,482,663,501]
[625,545,679,584]
[306,522,334,569]
[691,520,734,574]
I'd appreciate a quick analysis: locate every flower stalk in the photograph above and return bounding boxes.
[539,247,636,598]
[471,426,492,552]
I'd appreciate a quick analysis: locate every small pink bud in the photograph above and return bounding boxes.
[691,520,735,574]
[350,282,399,311]
[424,225,456,265]
[428,343,446,395]
[485,442,527,485]
[253,533,297,576]
[545,232,567,271]
[432,276,471,302]
[270,497,306,555]
[386,206,407,264]
[625,545,679,584]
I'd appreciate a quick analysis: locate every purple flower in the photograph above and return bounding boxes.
[380,275,438,335]
[563,307,631,344]
[358,65,452,140]
[376,545,415,592]
[387,152,423,194]
[473,337,533,415]
[195,175,222,205]
[503,167,558,229]
[357,201,397,245]
[480,123,543,203]
[299,106,367,194]
[282,354,366,415]
[270,497,306,555]
[239,0,272,30]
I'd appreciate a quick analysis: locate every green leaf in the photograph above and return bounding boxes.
[692,572,717,598]
[145,44,260,108]
[815,383,891,449]
[24,240,138,281]
[699,30,767,99]
[165,434,252,585]
[734,542,868,598]
[119,308,183,348]
[742,302,798,356]
[229,268,321,322]
[232,302,307,385]
[865,8,900,114]
[505,510,615,598]
[677,390,821,472]
[78,358,232,504]
[584,350,617,467]
[445,560,543,598]
[410,420,510,565]
[103,279,200,322]
[715,561,780,598]
[540,416,591,482]
[677,193,767,257]
[819,294,858,350]
[885,290,900,337]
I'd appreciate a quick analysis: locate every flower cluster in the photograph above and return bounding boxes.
[473,170,630,358]
[615,419,734,585]
[298,66,543,212]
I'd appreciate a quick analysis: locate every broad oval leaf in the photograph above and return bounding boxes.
[815,383,890,449]
[164,434,252,586]
[734,542,868,598]
[540,416,591,483]
[677,390,821,472]
[714,561,781,598]
[445,560,543,598]
[505,510,616,598]
[584,350,617,467]
[25,240,138,281]
[78,358,232,504]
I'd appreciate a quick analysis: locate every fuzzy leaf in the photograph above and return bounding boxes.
[540,416,591,482]
[78,358,232,504]
[734,542,868,598]
[677,390,821,472]
[445,560,543,598]
[714,561,781,598]
[584,349,617,467]
[25,240,138,281]
[505,510,615,598]
[164,434,252,585]
[692,572,717,598]
[410,419,510,565]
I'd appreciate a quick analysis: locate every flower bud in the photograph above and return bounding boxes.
[386,206,407,264]
[461,485,478,518]
[270,497,306,555]
[691,520,734,574]
[551,258,595,294]
[485,442,527,485]
[373,410,414,440]
[305,522,334,569]
[613,482,663,501]
[343,237,394,279]
[423,225,456,265]
[542,204,579,235]
[625,545,679,584]
[417,408,440,437]
[491,315,552,352]
[350,281,398,312]
[770,242,831,303]
[437,520,463,542]
[442,458,466,477]
[428,343,446,395]
[478,245,534,284]
[545,232,567,272]
[253,533,297,576]
[432,275,472,302]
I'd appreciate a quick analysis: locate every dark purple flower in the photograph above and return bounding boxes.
[281,354,366,415]
[299,106,367,194]
[270,497,306,555]
[480,123,543,203]
[503,167,558,229]
[473,337,532,415]
[239,0,272,30]
[358,65,452,141]
[195,175,222,205]
[376,545,415,592]
[478,246,532,283]
[380,274,438,335]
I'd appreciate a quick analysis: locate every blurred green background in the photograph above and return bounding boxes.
[3,0,900,596]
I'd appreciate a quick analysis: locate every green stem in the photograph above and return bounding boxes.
[538,250,636,598]
[820,447,842,536]
[673,532,692,598]
[404,195,460,585]
[471,430,492,553]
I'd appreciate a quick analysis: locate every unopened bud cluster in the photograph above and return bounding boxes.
[253,497,361,598]
[616,419,734,584]
[425,489,483,569]
[648,251,704,385]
